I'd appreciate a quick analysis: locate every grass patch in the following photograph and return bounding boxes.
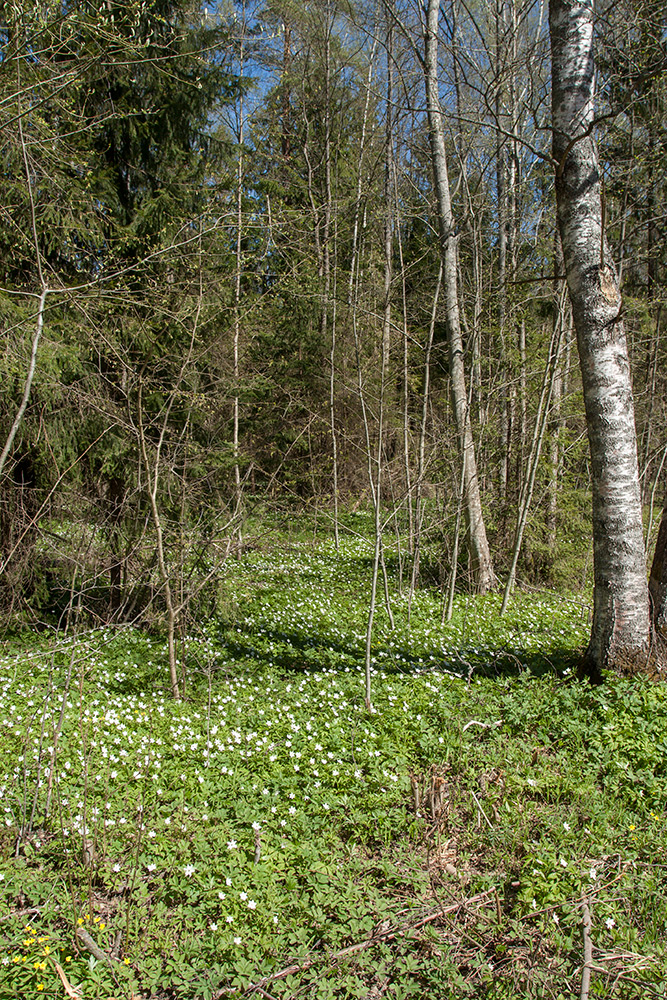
[0,534,666,998]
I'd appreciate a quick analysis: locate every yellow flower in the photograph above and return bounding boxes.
[37,936,47,943]
[77,918,84,926]
[84,913,91,920]
[65,956,71,963]
[99,922,106,930]
[629,824,636,831]
[34,961,41,969]
[93,916,100,923]
[37,985,44,992]
[123,957,130,965]
[43,946,51,955]
[12,956,20,964]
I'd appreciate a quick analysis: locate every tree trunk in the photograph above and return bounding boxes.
[424,0,495,593]
[550,0,654,679]
[233,19,245,544]
[649,499,667,630]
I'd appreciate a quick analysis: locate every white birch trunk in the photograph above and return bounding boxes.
[550,0,653,678]
[424,0,495,593]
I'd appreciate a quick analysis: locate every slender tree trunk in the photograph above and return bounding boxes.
[0,289,47,479]
[347,26,382,712]
[107,475,125,615]
[137,382,180,700]
[501,312,564,612]
[646,445,667,551]
[649,495,667,631]
[424,0,495,593]
[550,0,654,679]
[281,21,292,161]
[495,0,510,503]
[518,317,527,475]
[233,25,245,542]
[321,1,339,549]
[376,22,395,631]
[0,57,49,480]
[411,263,442,598]
[444,445,466,623]
[547,285,569,553]
[393,162,414,553]
[330,220,340,550]
[639,306,660,493]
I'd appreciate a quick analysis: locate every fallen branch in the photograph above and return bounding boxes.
[522,868,629,921]
[580,964,664,998]
[462,720,501,733]
[76,927,113,965]
[580,896,593,1000]
[214,890,496,998]
[0,906,41,923]
[54,962,83,999]
[494,887,502,925]
[470,789,494,830]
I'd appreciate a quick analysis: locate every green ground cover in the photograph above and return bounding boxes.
[1,533,666,998]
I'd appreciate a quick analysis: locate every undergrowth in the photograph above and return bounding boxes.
[0,533,665,998]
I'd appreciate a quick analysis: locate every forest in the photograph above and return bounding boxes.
[0,0,665,653]
[1,0,667,997]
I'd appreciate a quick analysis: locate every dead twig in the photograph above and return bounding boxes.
[0,906,41,923]
[213,890,496,998]
[583,964,664,998]
[54,962,83,999]
[76,926,113,965]
[462,720,501,733]
[580,896,593,1000]
[470,789,494,830]
[522,868,629,921]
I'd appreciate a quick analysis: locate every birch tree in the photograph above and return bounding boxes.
[424,0,495,593]
[550,0,659,678]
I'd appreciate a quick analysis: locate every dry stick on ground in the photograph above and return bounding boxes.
[470,789,494,831]
[76,927,113,965]
[522,868,630,923]
[0,906,41,923]
[425,854,489,953]
[462,719,502,733]
[54,961,83,999]
[584,962,664,999]
[580,896,593,1000]
[213,891,496,998]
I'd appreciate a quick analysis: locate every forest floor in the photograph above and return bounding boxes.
[1,517,666,999]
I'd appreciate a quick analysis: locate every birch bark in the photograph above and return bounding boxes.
[424,0,495,593]
[550,0,656,678]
